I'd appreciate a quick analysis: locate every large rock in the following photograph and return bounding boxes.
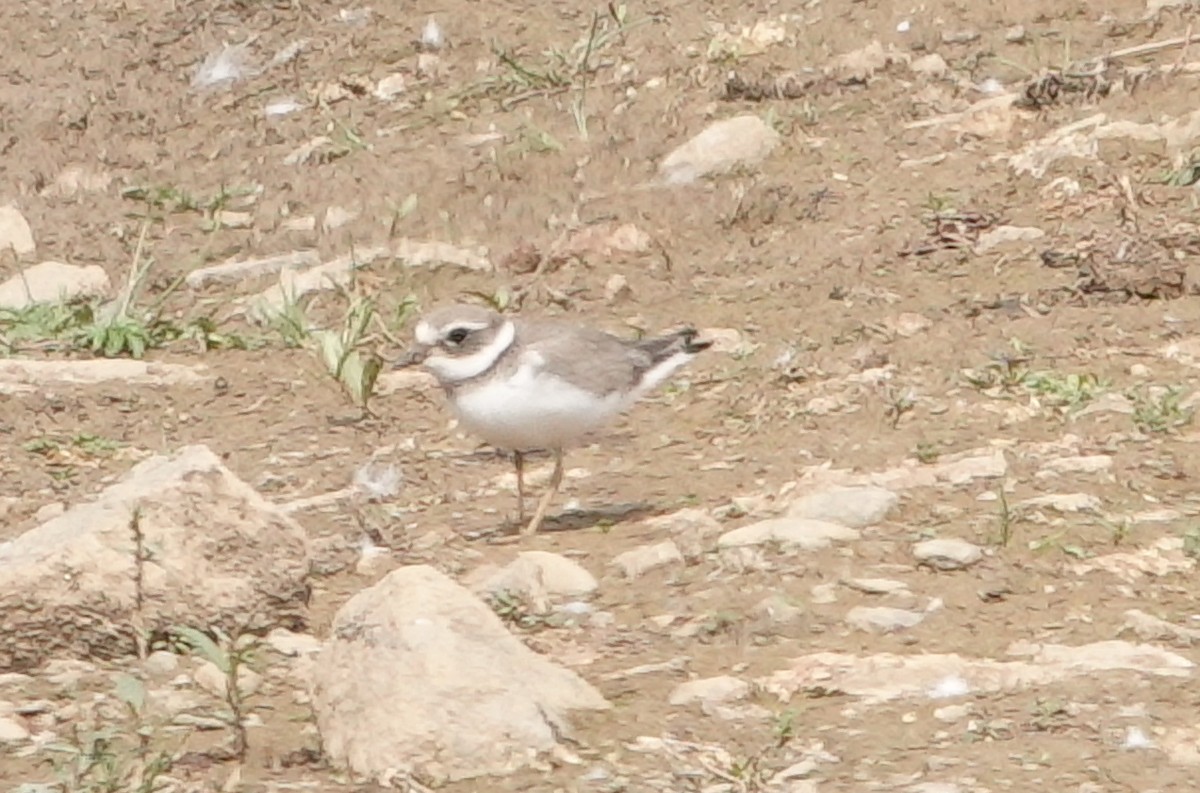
[0,445,311,670]
[312,565,610,783]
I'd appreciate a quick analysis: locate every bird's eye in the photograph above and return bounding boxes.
[446,327,470,345]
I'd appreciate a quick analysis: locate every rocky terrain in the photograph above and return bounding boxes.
[3,0,1200,791]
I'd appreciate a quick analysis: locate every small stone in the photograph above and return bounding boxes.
[469,551,599,602]
[0,716,30,743]
[282,216,317,232]
[1018,493,1102,513]
[374,73,408,100]
[718,518,860,550]
[772,759,818,783]
[753,594,804,624]
[604,273,631,304]
[810,583,838,604]
[891,312,932,337]
[845,605,925,633]
[611,541,684,579]
[0,205,35,255]
[668,675,751,707]
[657,114,781,185]
[44,658,97,687]
[1005,24,1027,43]
[143,650,179,677]
[914,538,983,570]
[786,485,899,528]
[701,328,746,355]
[842,577,910,595]
[0,261,111,310]
[193,660,263,698]
[323,206,357,232]
[975,225,1045,252]
[266,628,323,657]
[1036,455,1112,478]
[212,210,253,229]
[934,703,971,722]
[910,53,949,78]
[941,29,980,44]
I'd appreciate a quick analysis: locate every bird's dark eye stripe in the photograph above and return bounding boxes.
[446,327,470,344]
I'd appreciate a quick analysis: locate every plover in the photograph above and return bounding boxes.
[395,303,712,534]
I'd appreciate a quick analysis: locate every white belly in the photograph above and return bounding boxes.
[451,367,627,451]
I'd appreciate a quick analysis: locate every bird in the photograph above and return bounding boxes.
[394,303,712,534]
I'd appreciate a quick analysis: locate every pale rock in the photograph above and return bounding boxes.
[910,53,949,78]
[830,40,907,82]
[1036,455,1112,478]
[0,261,111,309]
[468,551,598,607]
[786,485,898,528]
[43,658,97,687]
[700,327,745,355]
[642,507,722,559]
[193,660,263,698]
[718,518,860,550]
[1005,24,1027,42]
[0,359,207,392]
[212,209,253,229]
[143,650,179,677]
[0,205,35,255]
[0,445,310,669]
[1018,493,1101,513]
[266,628,323,657]
[374,73,408,100]
[311,565,610,782]
[668,675,751,707]
[842,577,910,595]
[753,594,804,624]
[185,250,321,289]
[1123,609,1200,644]
[0,716,30,743]
[282,215,318,232]
[657,115,781,185]
[975,225,1045,252]
[810,583,838,604]
[913,538,983,570]
[759,640,1192,705]
[612,541,684,579]
[43,165,113,197]
[1074,392,1135,417]
[933,703,971,722]
[845,606,925,633]
[239,240,489,324]
[604,273,631,303]
[323,206,357,232]
[891,312,932,337]
[772,759,818,782]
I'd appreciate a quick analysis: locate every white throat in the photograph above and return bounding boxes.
[423,320,516,383]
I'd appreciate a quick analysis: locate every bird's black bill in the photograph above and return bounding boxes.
[393,347,428,369]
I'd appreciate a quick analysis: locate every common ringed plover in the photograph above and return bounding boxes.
[396,303,712,534]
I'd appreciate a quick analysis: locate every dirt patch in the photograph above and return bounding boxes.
[3,0,1200,791]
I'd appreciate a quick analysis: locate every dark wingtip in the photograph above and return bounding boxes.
[679,327,714,355]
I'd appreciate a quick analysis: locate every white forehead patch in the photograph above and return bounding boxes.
[415,321,439,346]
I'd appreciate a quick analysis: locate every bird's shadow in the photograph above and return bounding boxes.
[466,501,666,542]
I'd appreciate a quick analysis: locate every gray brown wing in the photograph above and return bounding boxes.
[518,320,704,396]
